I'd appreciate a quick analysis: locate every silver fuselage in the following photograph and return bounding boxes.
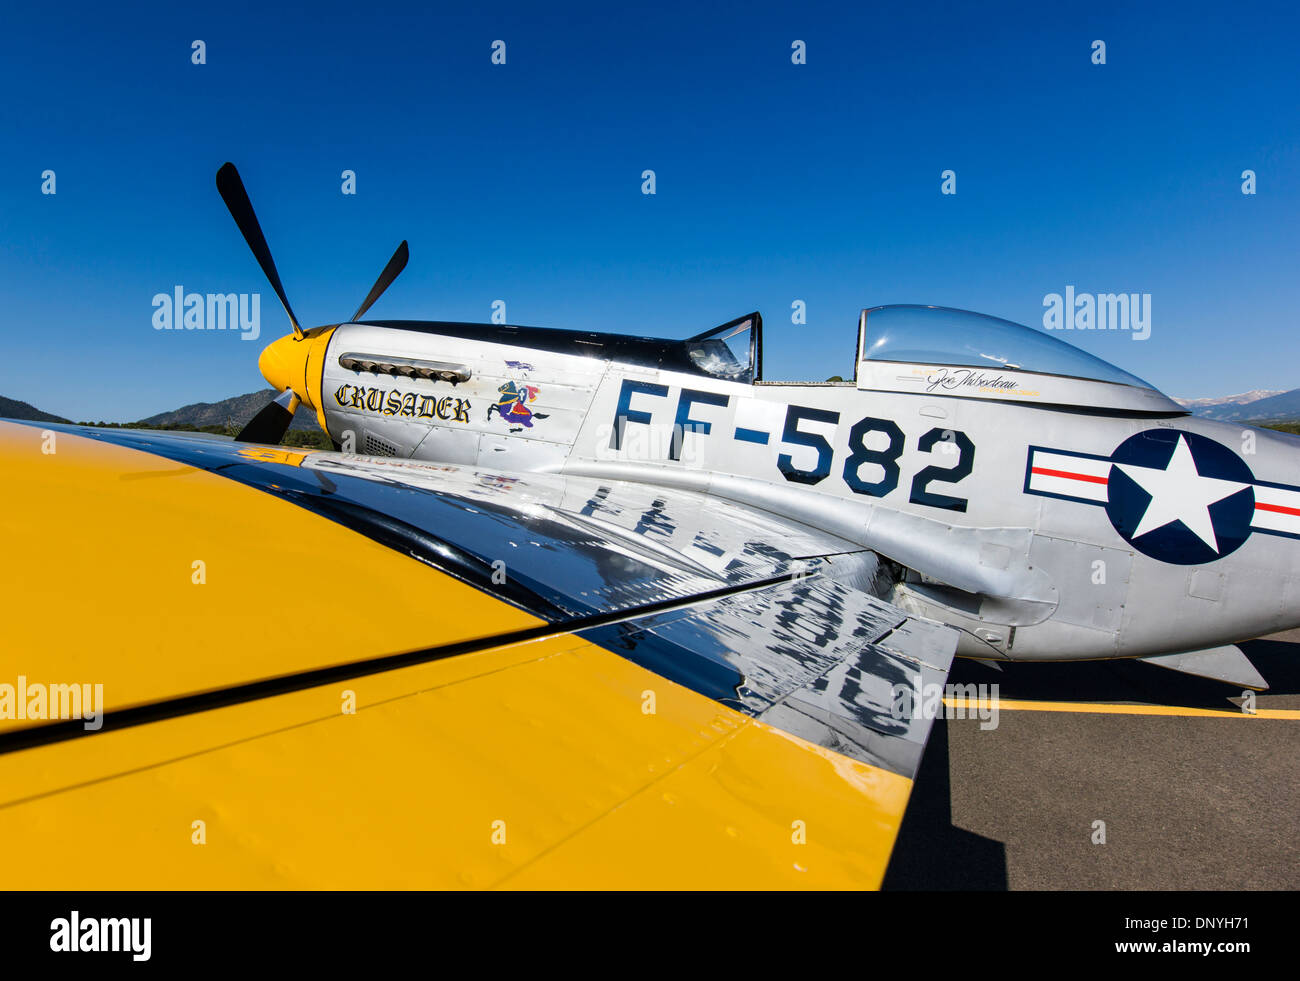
[312,321,1300,661]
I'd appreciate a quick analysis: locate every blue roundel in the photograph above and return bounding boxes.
[1104,429,1256,565]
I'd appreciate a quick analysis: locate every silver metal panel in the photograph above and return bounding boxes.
[323,323,605,450]
[1027,535,1132,631]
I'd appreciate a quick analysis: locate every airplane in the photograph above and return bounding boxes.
[1,162,1295,889]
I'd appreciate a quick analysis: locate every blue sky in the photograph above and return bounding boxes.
[1,0,1297,421]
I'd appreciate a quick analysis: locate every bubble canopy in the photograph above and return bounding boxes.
[859,304,1159,391]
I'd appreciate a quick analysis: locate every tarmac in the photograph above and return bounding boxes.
[884,630,1300,889]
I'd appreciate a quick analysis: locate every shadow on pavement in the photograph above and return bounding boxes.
[883,716,1008,890]
[945,638,1300,707]
[883,637,1299,890]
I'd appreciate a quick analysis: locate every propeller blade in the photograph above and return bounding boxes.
[350,240,409,322]
[216,162,304,340]
[234,388,301,445]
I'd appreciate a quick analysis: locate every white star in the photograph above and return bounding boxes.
[1114,435,1250,553]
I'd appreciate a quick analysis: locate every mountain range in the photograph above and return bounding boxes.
[137,390,322,432]
[1174,390,1284,411]
[1174,389,1300,422]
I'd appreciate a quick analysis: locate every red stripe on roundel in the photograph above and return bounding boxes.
[1256,502,1300,516]
[1031,466,1109,485]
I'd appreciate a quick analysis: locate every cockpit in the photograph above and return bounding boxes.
[854,305,1183,413]
[685,313,761,385]
[371,305,1179,416]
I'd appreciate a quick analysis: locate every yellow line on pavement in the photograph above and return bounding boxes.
[942,697,1300,720]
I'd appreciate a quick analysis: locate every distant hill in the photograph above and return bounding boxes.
[1182,388,1300,423]
[3,387,325,450]
[137,389,322,432]
[0,396,70,424]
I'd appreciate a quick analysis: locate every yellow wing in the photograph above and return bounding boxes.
[0,420,955,889]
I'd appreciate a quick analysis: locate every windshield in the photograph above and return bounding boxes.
[860,305,1157,390]
[685,314,758,384]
